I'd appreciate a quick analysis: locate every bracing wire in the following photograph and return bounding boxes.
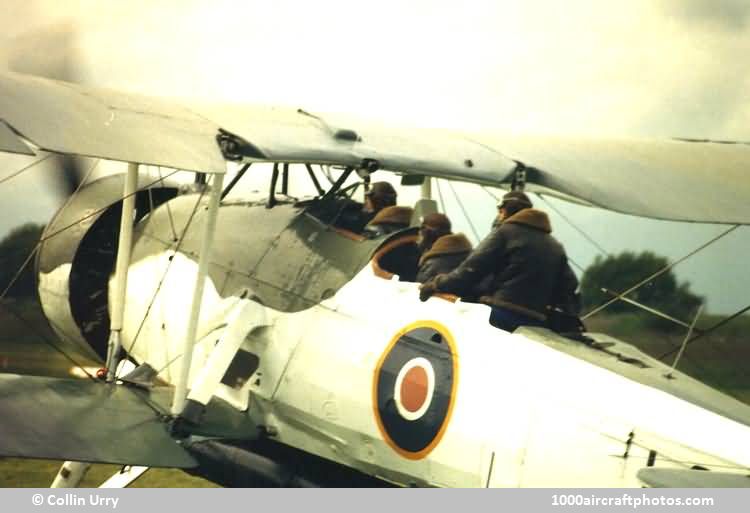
[567,258,586,274]
[0,302,99,381]
[0,153,54,186]
[508,191,742,369]
[481,185,500,202]
[435,178,447,213]
[125,176,377,382]
[118,185,208,376]
[666,304,704,375]
[0,158,101,302]
[657,302,750,362]
[38,170,181,244]
[480,185,587,271]
[133,211,370,381]
[0,158,103,381]
[0,157,210,420]
[583,225,740,320]
[597,430,747,471]
[484,185,747,382]
[446,180,481,243]
[157,166,179,241]
[481,184,745,383]
[0,244,40,302]
[538,194,611,257]
[0,159,178,384]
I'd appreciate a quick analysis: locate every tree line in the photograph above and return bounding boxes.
[580,251,703,329]
[0,223,45,300]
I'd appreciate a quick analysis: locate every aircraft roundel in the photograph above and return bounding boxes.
[372,321,458,459]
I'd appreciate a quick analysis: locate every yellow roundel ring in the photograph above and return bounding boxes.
[372,320,459,460]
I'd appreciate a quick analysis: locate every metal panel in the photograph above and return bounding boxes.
[0,374,196,468]
[0,120,34,155]
[146,388,258,439]
[137,200,381,313]
[0,71,226,173]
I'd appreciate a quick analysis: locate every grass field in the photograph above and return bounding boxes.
[0,298,100,378]
[0,299,219,487]
[2,298,749,487]
[0,459,218,488]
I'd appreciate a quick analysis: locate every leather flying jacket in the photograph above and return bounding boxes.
[433,208,578,320]
[416,233,472,283]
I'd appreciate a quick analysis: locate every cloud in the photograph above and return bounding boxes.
[661,0,750,32]
[7,22,79,81]
[2,1,750,313]
[630,2,750,139]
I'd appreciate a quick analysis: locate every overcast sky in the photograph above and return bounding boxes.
[1,0,749,314]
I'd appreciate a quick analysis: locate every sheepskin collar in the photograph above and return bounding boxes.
[419,233,473,265]
[505,208,551,233]
[368,206,413,227]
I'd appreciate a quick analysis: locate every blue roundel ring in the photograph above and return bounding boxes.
[372,321,458,459]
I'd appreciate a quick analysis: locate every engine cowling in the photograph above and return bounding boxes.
[36,173,177,359]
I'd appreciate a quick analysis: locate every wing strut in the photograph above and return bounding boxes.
[421,177,432,200]
[412,177,439,224]
[664,304,704,378]
[51,462,91,488]
[51,162,139,488]
[182,299,269,421]
[171,172,226,415]
[105,162,138,380]
[100,466,149,488]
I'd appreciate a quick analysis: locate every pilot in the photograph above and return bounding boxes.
[364,181,398,218]
[419,191,579,332]
[337,181,398,233]
[415,213,473,283]
[416,213,452,255]
[366,205,419,281]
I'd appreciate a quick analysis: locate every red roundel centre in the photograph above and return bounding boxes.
[400,366,429,413]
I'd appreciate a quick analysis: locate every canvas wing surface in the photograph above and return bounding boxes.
[199,105,519,182]
[476,135,750,225]
[206,107,750,224]
[2,70,750,224]
[0,120,34,155]
[0,71,226,173]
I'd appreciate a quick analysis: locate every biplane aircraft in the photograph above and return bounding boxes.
[1,69,750,488]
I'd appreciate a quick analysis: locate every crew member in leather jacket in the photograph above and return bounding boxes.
[419,191,579,332]
[365,205,419,282]
[415,213,473,283]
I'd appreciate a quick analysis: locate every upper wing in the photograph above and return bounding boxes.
[476,135,750,225]
[0,120,34,155]
[0,71,226,173]
[199,105,518,183]
[200,107,750,225]
[3,69,750,224]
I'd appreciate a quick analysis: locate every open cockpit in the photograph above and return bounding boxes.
[219,159,435,275]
